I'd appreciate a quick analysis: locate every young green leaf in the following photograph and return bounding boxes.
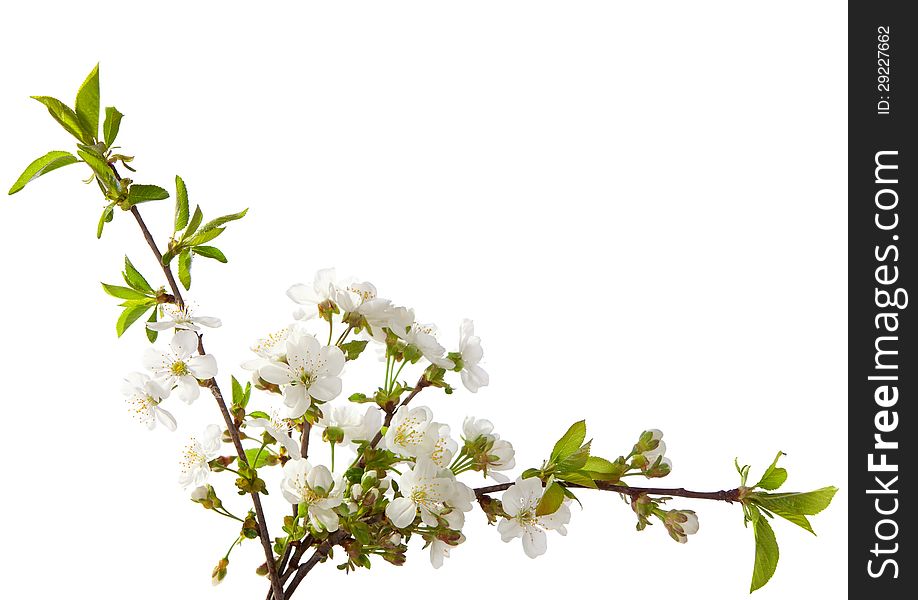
[8,151,80,195]
[551,420,586,461]
[125,184,169,207]
[231,376,251,409]
[754,451,788,491]
[536,482,565,516]
[750,513,779,592]
[74,64,100,140]
[200,208,248,233]
[192,245,227,263]
[750,487,838,518]
[558,470,598,488]
[340,340,369,361]
[174,175,189,231]
[97,203,114,238]
[123,256,154,293]
[557,441,591,472]
[101,282,150,300]
[103,107,123,147]
[185,227,225,247]
[244,448,272,469]
[76,149,118,191]
[116,304,152,337]
[182,205,204,239]
[146,308,159,343]
[582,456,627,481]
[30,96,93,144]
[178,248,192,289]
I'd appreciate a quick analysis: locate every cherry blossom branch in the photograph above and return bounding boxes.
[473,481,742,502]
[284,531,350,599]
[119,172,285,600]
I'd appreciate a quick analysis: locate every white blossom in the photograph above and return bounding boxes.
[259,332,345,418]
[385,459,472,529]
[497,477,571,558]
[429,533,465,569]
[461,416,516,482]
[427,423,458,468]
[287,268,338,320]
[281,459,345,532]
[318,404,383,446]
[143,330,218,403]
[122,372,176,431]
[179,424,222,488]
[458,319,488,392]
[666,509,699,543]
[384,405,435,458]
[146,304,222,332]
[246,410,302,459]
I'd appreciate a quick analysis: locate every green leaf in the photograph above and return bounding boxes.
[76,149,118,190]
[558,441,591,472]
[200,208,248,233]
[754,451,788,491]
[96,203,114,238]
[125,184,169,207]
[182,205,203,239]
[536,482,565,516]
[161,249,176,266]
[244,448,272,469]
[750,512,780,592]
[30,96,93,144]
[185,227,225,247]
[582,456,627,481]
[558,470,598,488]
[340,340,369,361]
[8,151,80,195]
[248,411,271,420]
[146,308,159,343]
[192,245,227,263]
[178,248,192,290]
[232,377,251,409]
[116,304,151,337]
[75,64,100,140]
[174,175,189,231]
[751,487,838,517]
[551,420,586,461]
[103,106,123,147]
[122,256,154,293]
[101,282,150,300]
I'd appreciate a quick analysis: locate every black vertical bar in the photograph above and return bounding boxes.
[850,2,913,596]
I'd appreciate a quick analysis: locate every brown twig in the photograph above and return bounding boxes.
[473,481,742,502]
[284,531,349,600]
[120,180,284,600]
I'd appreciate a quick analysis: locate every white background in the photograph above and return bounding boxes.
[0,2,846,598]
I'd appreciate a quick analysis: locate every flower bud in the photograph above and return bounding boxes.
[324,426,345,444]
[212,558,229,586]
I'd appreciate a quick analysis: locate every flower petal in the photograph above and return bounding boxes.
[188,354,218,379]
[170,330,199,359]
[385,497,417,529]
